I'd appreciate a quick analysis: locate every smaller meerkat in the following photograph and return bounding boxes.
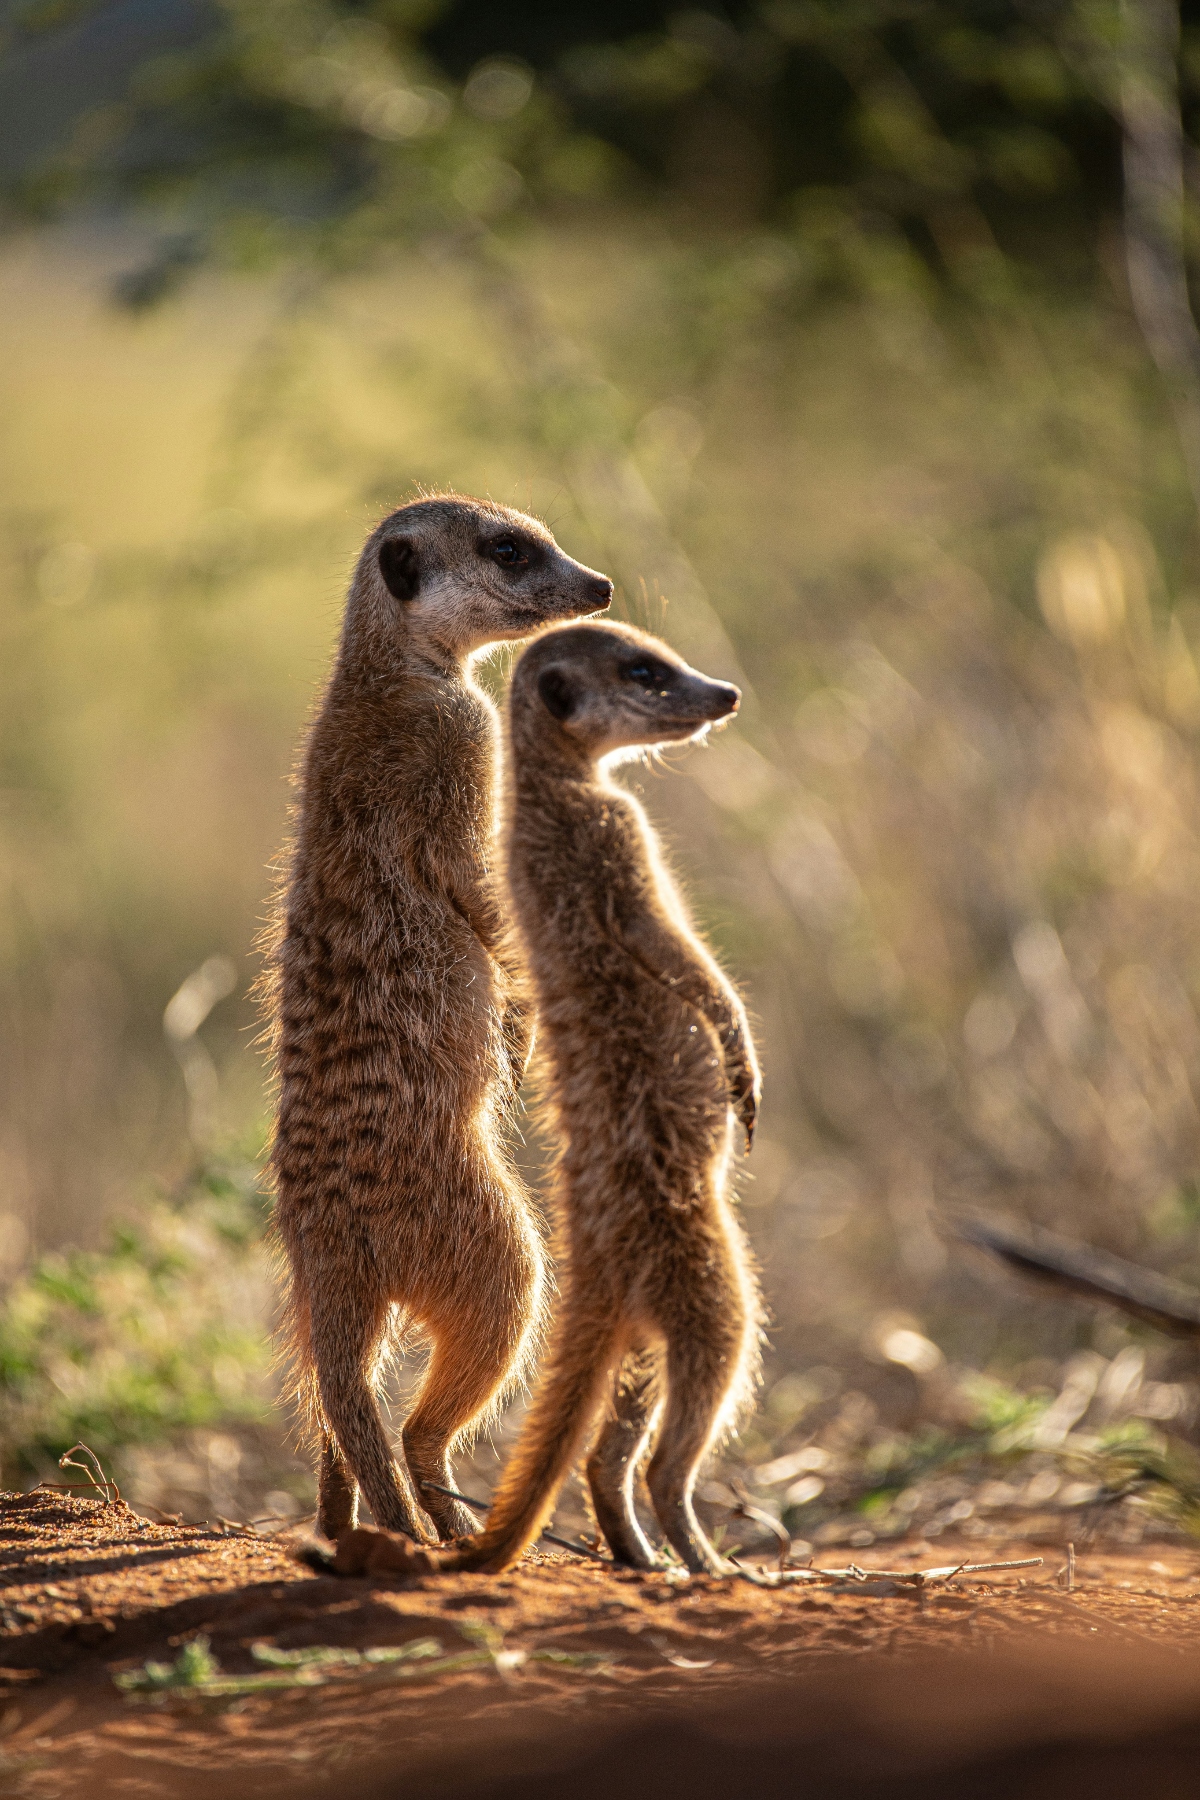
[439,621,764,1576]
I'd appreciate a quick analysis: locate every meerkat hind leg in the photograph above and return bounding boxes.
[403,1235,542,1542]
[316,1433,359,1540]
[401,1330,502,1541]
[445,1308,624,1574]
[312,1287,435,1543]
[586,1347,663,1569]
[646,1310,749,1577]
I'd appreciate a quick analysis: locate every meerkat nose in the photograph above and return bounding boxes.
[590,577,614,608]
[714,682,741,715]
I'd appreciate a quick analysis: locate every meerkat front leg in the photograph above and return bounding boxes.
[586,1347,663,1568]
[605,905,761,1149]
[448,877,535,1094]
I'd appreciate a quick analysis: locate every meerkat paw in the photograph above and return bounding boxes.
[329,1526,443,1578]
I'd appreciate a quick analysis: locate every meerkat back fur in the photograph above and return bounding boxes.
[265,496,613,1543]
[442,620,764,1575]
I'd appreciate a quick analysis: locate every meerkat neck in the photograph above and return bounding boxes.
[404,632,470,682]
[335,632,467,694]
[509,719,593,786]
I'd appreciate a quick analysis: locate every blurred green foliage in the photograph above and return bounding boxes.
[0,1,1165,298]
[765,1366,1200,1544]
[0,1150,272,1485]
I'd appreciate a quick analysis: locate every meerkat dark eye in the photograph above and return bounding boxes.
[623,660,672,696]
[486,537,529,570]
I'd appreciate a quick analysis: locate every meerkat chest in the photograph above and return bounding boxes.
[297,701,499,980]
[372,692,497,863]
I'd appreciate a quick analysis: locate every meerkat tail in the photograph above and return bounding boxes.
[452,1315,625,1573]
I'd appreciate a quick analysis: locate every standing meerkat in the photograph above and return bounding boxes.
[439,620,764,1575]
[266,495,613,1544]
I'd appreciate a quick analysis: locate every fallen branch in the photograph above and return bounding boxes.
[736,1557,1042,1591]
[952,1213,1200,1340]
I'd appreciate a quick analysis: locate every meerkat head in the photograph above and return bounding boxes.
[360,494,613,667]
[511,622,740,761]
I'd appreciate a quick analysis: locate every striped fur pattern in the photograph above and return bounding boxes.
[264,497,612,1542]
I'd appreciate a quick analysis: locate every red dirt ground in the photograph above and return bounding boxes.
[6,1489,1200,1798]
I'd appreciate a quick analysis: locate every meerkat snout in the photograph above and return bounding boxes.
[702,679,741,718]
[518,622,740,757]
[366,497,612,664]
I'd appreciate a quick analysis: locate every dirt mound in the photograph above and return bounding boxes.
[4,1489,1200,1797]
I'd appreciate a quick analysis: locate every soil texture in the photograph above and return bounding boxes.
[5,1490,1200,1797]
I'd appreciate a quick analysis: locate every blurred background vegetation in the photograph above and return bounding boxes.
[7,0,1200,1551]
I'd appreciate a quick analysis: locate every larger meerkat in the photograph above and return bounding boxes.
[443,621,764,1575]
[268,495,612,1543]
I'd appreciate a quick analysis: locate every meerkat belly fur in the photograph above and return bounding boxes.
[264,496,612,1544]
[441,621,764,1575]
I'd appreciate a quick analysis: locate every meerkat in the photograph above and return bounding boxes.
[265,495,613,1544]
[437,620,764,1575]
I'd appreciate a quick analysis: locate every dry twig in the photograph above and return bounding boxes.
[726,1478,794,1570]
[56,1444,119,1504]
[736,1556,1042,1591]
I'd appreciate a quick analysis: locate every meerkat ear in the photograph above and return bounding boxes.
[378,536,419,602]
[537,667,576,721]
